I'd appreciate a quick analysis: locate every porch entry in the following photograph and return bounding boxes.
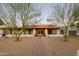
[35,29,45,36]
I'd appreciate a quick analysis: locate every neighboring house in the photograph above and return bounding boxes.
[60,26,79,36]
[69,27,79,36]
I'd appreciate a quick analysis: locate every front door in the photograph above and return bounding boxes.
[35,29,45,36]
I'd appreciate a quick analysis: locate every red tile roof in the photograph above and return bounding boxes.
[0,24,60,29]
[28,24,60,29]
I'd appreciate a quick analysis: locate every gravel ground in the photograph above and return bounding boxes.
[0,36,79,56]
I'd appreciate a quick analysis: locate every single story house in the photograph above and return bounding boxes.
[0,24,78,37]
[0,24,62,37]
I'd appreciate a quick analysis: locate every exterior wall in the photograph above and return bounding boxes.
[0,28,63,37]
[47,29,63,37]
[21,29,34,37]
[52,30,57,34]
[76,31,79,35]
[25,30,29,34]
[47,29,57,35]
[0,29,3,37]
[6,30,10,35]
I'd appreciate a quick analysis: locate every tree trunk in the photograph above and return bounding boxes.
[22,24,26,34]
[63,26,69,42]
[12,30,21,41]
[16,36,20,41]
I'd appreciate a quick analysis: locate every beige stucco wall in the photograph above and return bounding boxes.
[0,28,62,37]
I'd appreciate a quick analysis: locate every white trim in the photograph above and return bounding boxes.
[47,34,63,37]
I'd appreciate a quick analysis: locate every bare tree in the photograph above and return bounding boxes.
[71,4,79,31]
[49,4,73,41]
[13,3,41,34]
[0,3,41,40]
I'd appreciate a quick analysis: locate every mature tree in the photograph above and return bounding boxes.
[0,3,21,40]
[0,3,41,40]
[75,21,79,31]
[49,4,73,41]
[71,4,79,31]
[0,19,4,25]
[13,3,41,34]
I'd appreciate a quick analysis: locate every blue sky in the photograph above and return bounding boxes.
[39,3,53,19]
[0,3,57,24]
[36,3,53,23]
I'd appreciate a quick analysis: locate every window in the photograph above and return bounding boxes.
[52,30,57,34]
[48,29,52,34]
[48,29,57,35]
[28,29,33,34]
[60,30,64,34]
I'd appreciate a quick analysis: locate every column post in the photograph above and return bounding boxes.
[45,29,48,36]
[33,29,35,36]
[57,29,60,35]
[12,30,14,35]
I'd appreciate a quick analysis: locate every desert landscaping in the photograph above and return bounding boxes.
[0,36,79,56]
[0,3,79,56]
